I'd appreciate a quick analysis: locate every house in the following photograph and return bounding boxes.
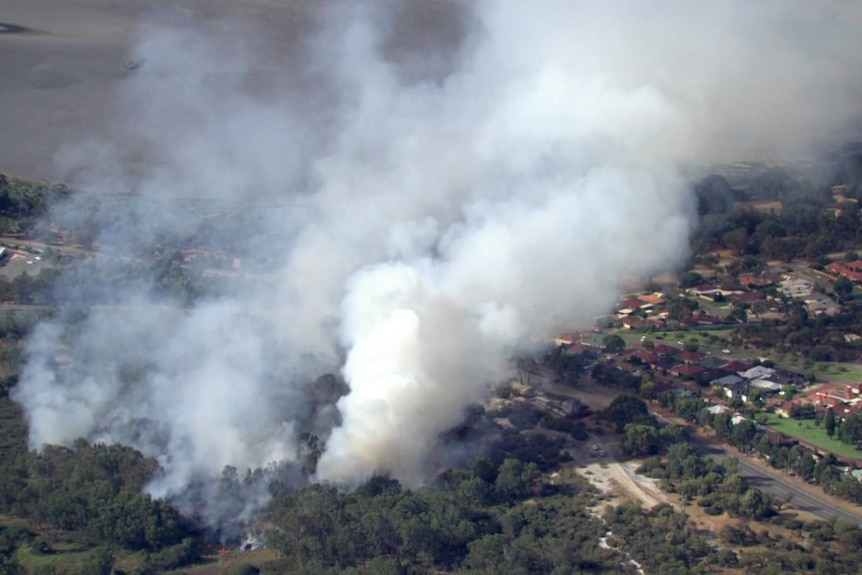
[721,380,748,401]
[620,316,648,330]
[826,261,862,283]
[634,351,659,366]
[672,364,707,379]
[637,292,666,305]
[750,378,782,392]
[654,344,680,356]
[679,351,706,364]
[723,360,753,373]
[683,313,725,326]
[814,383,861,406]
[711,374,744,387]
[739,273,778,289]
[698,356,728,370]
[701,369,728,383]
[555,333,578,347]
[705,404,729,415]
[731,414,748,425]
[687,284,744,301]
[739,365,777,380]
[779,276,814,298]
[619,298,647,311]
[805,295,840,316]
[729,291,765,306]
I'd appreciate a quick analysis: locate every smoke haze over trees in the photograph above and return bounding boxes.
[9,0,862,527]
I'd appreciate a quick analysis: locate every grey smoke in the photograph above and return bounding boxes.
[12,0,862,522]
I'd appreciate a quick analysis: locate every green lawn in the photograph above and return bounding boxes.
[762,412,862,461]
[811,362,862,384]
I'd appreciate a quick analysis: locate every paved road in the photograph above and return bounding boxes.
[685,432,862,525]
[549,378,862,525]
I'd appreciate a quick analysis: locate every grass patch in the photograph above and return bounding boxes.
[762,413,862,461]
[16,543,95,574]
[811,363,862,383]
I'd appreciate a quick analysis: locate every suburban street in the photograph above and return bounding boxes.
[686,433,862,525]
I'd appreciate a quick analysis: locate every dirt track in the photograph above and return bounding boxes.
[579,459,670,509]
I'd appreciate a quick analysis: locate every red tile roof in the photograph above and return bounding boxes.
[729,291,765,304]
[680,351,706,363]
[674,364,707,378]
[654,344,680,356]
[827,262,862,282]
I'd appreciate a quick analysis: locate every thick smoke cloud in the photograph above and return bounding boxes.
[12,0,862,520]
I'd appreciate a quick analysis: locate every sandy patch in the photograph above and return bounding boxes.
[577,460,670,510]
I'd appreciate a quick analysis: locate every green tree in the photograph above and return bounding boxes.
[724,227,751,255]
[81,546,114,575]
[728,306,748,323]
[834,276,854,297]
[622,423,661,456]
[603,334,626,354]
[826,409,837,439]
[679,271,704,288]
[495,459,539,500]
[604,394,650,432]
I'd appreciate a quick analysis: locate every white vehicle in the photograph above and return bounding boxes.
[722,349,731,354]
[26,260,33,265]
[34,256,41,261]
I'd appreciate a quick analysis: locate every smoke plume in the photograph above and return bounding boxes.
[12,0,862,522]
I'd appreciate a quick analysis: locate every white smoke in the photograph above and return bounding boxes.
[11,0,862,515]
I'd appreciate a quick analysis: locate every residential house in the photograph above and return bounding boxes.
[814,383,861,405]
[739,365,777,380]
[634,351,659,367]
[672,364,707,379]
[750,378,782,392]
[687,284,744,301]
[729,291,765,306]
[620,316,648,330]
[683,313,725,326]
[779,275,814,298]
[554,333,578,347]
[826,261,862,283]
[711,373,744,388]
[723,360,753,374]
[698,356,728,370]
[739,273,779,289]
[679,351,706,364]
[721,379,748,402]
[804,294,840,316]
[654,344,680,356]
[637,292,666,305]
